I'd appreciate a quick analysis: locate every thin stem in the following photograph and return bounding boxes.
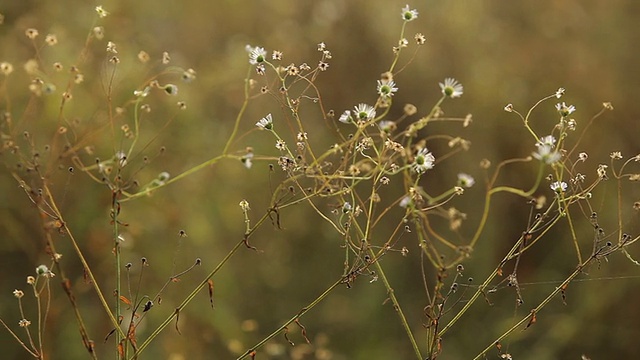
[472,260,589,359]
[132,237,246,358]
[236,279,343,359]
[222,66,252,155]
[372,257,423,359]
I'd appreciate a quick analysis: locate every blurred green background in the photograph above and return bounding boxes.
[1,0,639,359]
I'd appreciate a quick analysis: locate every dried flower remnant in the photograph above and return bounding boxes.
[45,34,58,46]
[318,61,329,71]
[578,152,588,162]
[107,41,117,54]
[138,51,150,63]
[275,140,286,151]
[95,5,109,18]
[597,164,608,180]
[93,26,104,40]
[25,28,39,40]
[404,103,417,116]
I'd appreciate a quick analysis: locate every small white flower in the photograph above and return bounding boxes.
[457,173,475,188]
[377,79,398,98]
[555,87,565,98]
[555,102,576,117]
[157,172,170,185]
[354,103,376,121]
[550,181,568,193]
[439,78,463,98]
[246,45,267,65]
[242,152,253,169]
[163,84,178,96]
[533,143,561,164]
[36,265,49,276]
[115,151,127,167]
[412,148,435,174]
[338,110,352,124]
[538,135,556,147]
[399,195,412,208]
[256,113,273,130]
[401,5,419,22]
[342,202,352,214]
[134,86,150,98]
[275,139,286,151]
[378,120,397,133]
[35,265,54,278]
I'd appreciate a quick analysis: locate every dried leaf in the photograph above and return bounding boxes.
[283,326,294,346]
[174,309,182,335]
[295,319,311,344]
[207,279,215,309]
[525,310,537,329]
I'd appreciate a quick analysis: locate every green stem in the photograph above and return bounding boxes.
[372,257,423,359]
[223,66,252,155]
[472,260,588,359]
[112,191,123,359]
[236,279,343,359]
[131,238,245,358]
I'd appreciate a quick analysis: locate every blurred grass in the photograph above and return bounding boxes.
[1,0,639,359]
